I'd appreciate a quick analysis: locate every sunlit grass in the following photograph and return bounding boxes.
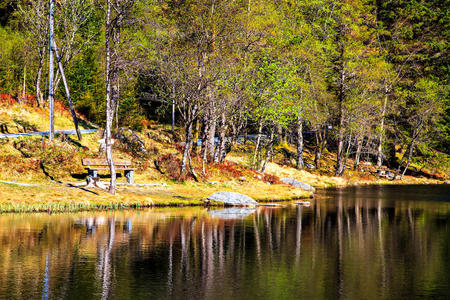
[0,101,446,213]
[0,180,311,213]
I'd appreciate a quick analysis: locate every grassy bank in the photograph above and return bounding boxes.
[0,101,447,213]
[0,181,311,213]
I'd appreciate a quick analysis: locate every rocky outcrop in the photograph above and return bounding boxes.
[114,127,148,158]
[281,178,316,192]
[207,191,257,206]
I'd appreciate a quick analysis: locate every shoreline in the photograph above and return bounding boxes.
[0,180,312,213]
[0,178,446,213]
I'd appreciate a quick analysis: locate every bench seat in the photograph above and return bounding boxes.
[84,167,137,171]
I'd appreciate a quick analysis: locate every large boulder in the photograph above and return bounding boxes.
[281,178,316,192]
[208,207,256,219]
[207,191,257,206]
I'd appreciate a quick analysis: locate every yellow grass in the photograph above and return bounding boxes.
[0,180,311,213]
[0,101,446,213]
[0,103,81,133]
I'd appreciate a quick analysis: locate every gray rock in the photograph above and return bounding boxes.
[207,191,257,206]
[305,163,315,169]
[281,178,316,192]
[208,207,256,219]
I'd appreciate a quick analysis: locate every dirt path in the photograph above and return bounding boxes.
[0,129,98,139]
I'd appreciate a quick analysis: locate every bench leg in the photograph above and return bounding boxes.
[86,175,94,187]
[125,170,133,184]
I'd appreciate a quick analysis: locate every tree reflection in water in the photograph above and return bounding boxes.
[0,186,449,299]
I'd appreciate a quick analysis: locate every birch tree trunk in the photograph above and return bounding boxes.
[252,119,263,169]
[35,60,43,107]
[181,120,194,175]
[230,112,245,147]
[181,100,198,175]
[201,109,210,174]
[217,111,227,162]
[354,136,363,170]
[111,12,122,128]
[335,33,346,177]
[172,97,175,134]
[394,119,423,180]
[377,94,388,167]
[296,117,304,170]
[22,56,27,103]
[192,117,199,153]
[314,126,327,169]
[401,140,415,179]
[342,134,353,172]
[207,103,216,161]
[105,0,116,194]
[48,0,55,141]
[314,129,321,168]
[335,108,345,176]
[261,128,274,174]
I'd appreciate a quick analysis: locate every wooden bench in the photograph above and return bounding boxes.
[82,158,136,184]
[376,169,392,179]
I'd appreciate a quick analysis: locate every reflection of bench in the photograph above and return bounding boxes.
[82,158,136,184]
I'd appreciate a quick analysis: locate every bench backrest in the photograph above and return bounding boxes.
[82,158,131,167]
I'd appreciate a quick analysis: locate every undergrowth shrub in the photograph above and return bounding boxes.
[359,174,374,181]
[0,93,17,105]
[39,142,83,179]
[212,161,243,178]
[12,139,84,179]
[147,129,173,144]
[114,127,156,159]
[262,173,282,184]
[0,154,40,175]
[174,143,184,153]
[154,153,190,181]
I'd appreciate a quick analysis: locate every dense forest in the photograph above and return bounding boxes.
[0,0,448,191]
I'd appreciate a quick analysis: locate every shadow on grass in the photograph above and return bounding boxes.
[40,163,99,195]
[13,119,38,133]
[57,133,85,149]
[78,118,98,130]
[65,183,99,195]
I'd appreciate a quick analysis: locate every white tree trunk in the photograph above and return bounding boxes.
[36,60,43,107]
[105,0,116,194]
[377,94,388,167]
[296,117,304,170]
[22,57,27,103]
[48,0,55,141]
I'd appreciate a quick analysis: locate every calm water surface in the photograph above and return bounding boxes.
[0,185,449,299]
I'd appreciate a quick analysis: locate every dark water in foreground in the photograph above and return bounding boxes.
[0,185,449,300]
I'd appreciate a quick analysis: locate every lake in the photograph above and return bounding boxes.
[0,185,449,299]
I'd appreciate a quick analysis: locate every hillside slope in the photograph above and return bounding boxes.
[0,100,448,212]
